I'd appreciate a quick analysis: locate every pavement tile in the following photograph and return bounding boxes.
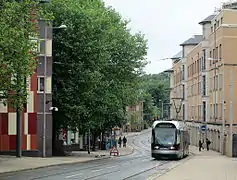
[153,146,237,180]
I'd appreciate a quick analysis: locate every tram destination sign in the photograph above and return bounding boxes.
[156,123,176,128]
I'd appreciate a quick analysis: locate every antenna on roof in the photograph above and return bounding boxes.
[214,6,221,14]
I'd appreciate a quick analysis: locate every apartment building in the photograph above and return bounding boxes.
[170,36,202,122]
[0,6,53,156]
[169,4,237,157]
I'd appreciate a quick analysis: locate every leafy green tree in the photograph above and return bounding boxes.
[141,72,170,120]
[0,0,52,109]
[50,0,148,135]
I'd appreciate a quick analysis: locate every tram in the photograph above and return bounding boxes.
[151,120,190,159]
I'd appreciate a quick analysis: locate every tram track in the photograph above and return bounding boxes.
[122,160,170,180]
[29,154,152,180]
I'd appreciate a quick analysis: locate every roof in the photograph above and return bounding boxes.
[171,51,182,60]
[163,68,174,73]
[198,14,216,25]
[180,35,203,46]
[152,120,188,130]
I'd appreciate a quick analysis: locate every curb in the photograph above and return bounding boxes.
[0,156,111,175]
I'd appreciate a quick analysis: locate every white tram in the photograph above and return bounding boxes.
[151,120,190,159]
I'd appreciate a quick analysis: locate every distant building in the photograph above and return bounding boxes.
[125,102,144,132]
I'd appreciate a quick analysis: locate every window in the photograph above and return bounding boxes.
[203,101,206,122]
[183,104,185,120]
[217,20,219,27]
[215,103,218,119]
[220,103,223,119]
[216,46,218,60]
[182,84,185,99]
[212,49,215,63]
[219,44,222,60]
[202,49,206,70]
[214,75,218,90]
[210,104,212,120]
[37,77,45,92]
[221,17,223,24]
[214,104,216,120]
[202,75,206,96]
[40,40,45,55]
[194,61,196,74]
[182,65,185,80]
[197,60,199,73]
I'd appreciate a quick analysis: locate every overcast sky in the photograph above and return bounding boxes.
[103,0,227,74]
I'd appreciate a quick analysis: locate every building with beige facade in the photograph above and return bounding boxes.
[169,3,237,157]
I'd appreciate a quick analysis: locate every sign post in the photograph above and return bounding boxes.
[110,127,120,156]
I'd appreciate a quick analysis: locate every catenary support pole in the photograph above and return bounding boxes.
[42,24,47,157]
[229,70,233,157]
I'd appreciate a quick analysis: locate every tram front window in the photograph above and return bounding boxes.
[154,128,176,146]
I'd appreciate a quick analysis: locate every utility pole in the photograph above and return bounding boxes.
[42,24,47,157]
[229,71,233,157]
[16,75,22,158]
[88,128,90,154]
[161,102,164,119]
[16,0,24,159]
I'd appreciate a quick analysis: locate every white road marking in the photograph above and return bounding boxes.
[92,169,102,172]
[106,165,118,169]
[66,173,82,178]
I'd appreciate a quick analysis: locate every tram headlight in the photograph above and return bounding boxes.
[170,146,175,150]
[154,146,159,149]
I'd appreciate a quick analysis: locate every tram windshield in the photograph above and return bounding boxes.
[154,127,176,146]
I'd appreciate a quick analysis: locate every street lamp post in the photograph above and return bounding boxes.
[42,23,67,158]
[229,71,233,157]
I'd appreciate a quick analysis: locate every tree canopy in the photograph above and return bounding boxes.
[0,0,51,109]
[141,72,170,121]
[49,0,148,134]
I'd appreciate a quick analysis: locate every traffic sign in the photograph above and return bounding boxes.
[201,124,206,131]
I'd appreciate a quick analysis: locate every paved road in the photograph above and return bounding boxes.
[0,130,191,180]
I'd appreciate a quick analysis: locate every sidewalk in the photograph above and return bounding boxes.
[0,139,134,174]
[155,146,237,180]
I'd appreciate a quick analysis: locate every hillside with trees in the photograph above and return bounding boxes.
[141,72,170,123]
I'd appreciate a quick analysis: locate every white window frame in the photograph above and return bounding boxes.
[37,76,45,93]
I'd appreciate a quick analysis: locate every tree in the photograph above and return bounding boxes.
[141,72,170,121]
[0,0,51,108]
[49,0,148,135]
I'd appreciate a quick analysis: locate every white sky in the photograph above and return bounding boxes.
[103,0,228,74]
